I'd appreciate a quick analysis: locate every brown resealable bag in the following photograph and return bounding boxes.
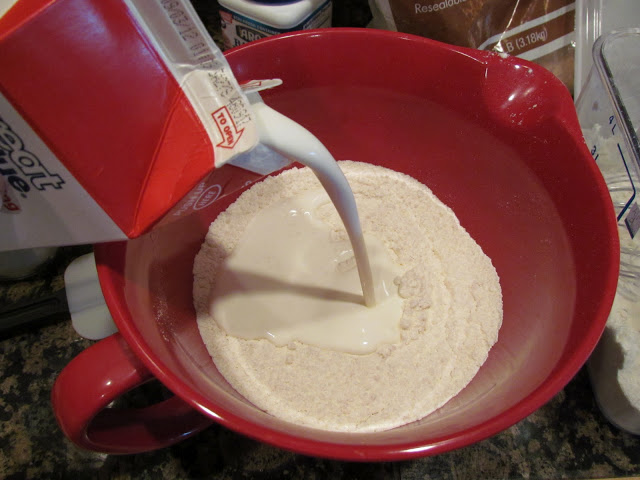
[369,0,576,94]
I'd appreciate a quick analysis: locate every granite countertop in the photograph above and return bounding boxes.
[1,246,640,479]
[1,1,640,478]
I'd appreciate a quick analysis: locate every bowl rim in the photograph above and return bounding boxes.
[94,27,620,461]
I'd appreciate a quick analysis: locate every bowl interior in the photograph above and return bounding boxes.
[95,29,618,460]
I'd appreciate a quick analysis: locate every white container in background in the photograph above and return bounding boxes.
[0,246,58,280]
[218,0,332,50]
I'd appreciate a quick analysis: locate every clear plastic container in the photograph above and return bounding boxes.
[576,28,640,435]
[574,0,640,98]
[577,28,640,300]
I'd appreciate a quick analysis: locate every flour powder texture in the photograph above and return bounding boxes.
[193,161,503,432]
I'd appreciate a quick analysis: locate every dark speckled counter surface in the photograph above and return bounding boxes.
[1,245,640,479]
[1,1,640,478]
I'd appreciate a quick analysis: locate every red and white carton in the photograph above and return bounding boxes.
[0,0,282,251]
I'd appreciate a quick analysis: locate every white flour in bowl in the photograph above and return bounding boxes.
[193,161,503,432]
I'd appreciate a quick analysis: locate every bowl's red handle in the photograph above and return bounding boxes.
[51,333,213,454]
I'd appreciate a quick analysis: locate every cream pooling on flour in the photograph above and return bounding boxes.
[193,159,503,432]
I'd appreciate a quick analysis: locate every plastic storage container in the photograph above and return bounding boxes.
[218,0,332,50]
[574,0,640,98]
[576,28,640,435]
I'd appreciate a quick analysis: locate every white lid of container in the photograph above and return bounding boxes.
[218,0,329,29]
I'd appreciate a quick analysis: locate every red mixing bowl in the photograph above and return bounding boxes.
[51,28,619,460]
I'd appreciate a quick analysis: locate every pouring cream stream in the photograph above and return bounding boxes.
[247,93,376,308]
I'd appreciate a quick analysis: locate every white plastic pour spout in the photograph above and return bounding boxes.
[246,93,376,307]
